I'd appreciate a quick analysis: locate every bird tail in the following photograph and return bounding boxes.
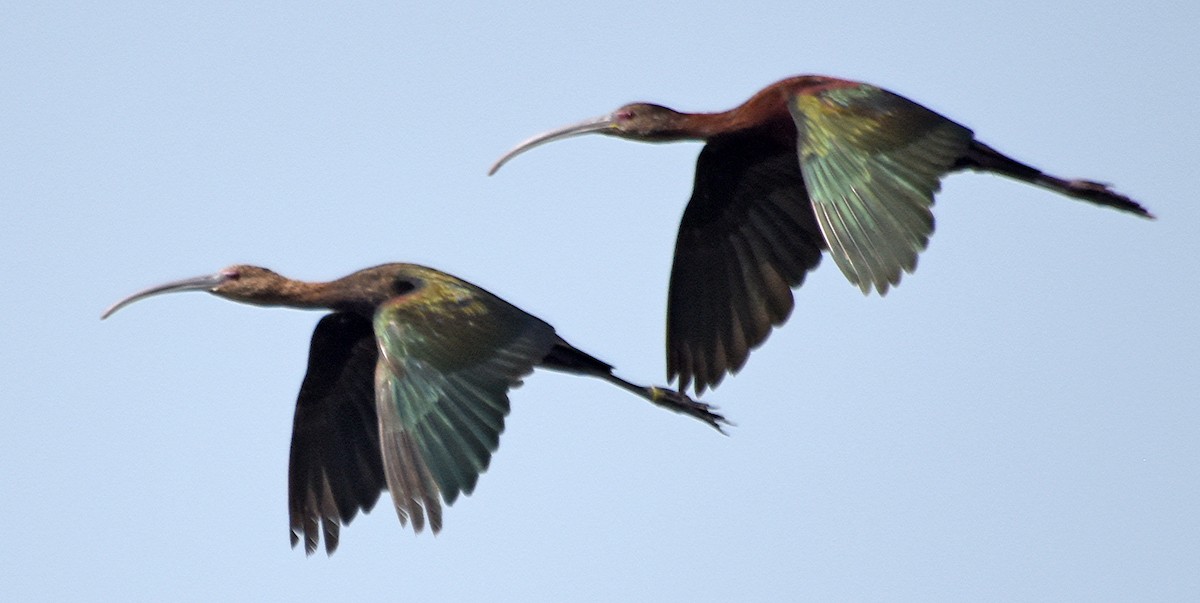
[962,140,1154,218]
[540,338,615,377]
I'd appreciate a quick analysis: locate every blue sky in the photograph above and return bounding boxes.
[3,2,1197,601]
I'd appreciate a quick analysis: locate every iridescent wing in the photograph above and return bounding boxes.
[668,133,825,394]
[372,271,557,533]
[789,83,974,294]
[288,312,385,555]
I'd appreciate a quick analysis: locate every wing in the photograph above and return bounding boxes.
[372,277,558,533]
[288,312,385,555]
[668,133,825,395]
[789,83,975,295]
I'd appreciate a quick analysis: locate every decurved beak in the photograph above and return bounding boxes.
[487,113,617,176]
[101,272,230,319]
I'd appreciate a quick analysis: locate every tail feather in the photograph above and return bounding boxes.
[961,140,1154,218]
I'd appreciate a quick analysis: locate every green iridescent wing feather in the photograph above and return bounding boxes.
[372,274,556,533]
[789,83,974,294]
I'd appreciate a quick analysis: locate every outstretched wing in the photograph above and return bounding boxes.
[372,273,557,533]
[668,133,825,394]
[288,312,385,555]
[789,83,974,294]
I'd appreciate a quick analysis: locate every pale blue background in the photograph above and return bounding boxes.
[3,2,1196,601]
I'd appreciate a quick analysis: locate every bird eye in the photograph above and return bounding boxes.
[392,278,416,295]
[221,268,241,280]
[616,110,635,121]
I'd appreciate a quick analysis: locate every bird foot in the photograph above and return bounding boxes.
[648,386,731,433]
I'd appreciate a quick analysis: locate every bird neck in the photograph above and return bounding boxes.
[693,97,795,141]
[227,279,346,312]
[674,111,735,139]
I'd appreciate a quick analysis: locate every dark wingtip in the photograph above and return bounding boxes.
[290,529,319,557]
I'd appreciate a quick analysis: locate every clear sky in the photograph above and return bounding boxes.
[3,2,1197,601]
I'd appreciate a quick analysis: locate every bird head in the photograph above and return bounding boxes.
[488,103,687,175]
[101,265,288,318]
[604,103,688,139]
[103,263,432,320]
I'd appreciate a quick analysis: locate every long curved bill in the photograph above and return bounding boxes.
[101,272,230,319]
[487,113,617,176]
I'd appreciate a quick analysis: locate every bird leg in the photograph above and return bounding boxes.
[647,385,730,433]
[601,373,729,432]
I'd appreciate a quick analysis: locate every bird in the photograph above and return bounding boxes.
[489,74,1154,395]
[102,263,726,555]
